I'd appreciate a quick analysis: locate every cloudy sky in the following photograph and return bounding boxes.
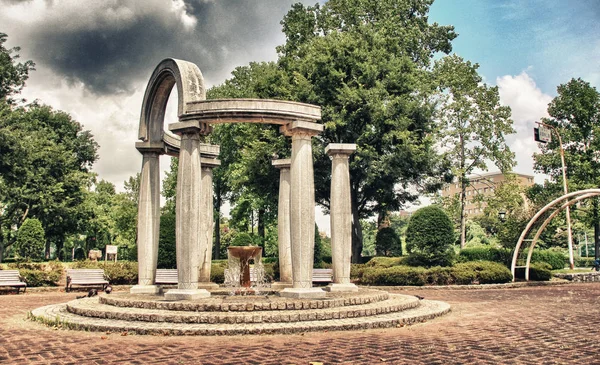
[1,0,599,230]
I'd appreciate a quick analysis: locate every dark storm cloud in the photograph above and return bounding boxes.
[4,0,304,95]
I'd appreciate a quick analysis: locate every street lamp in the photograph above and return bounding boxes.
[534,122,574,269]
[498,210,506,222]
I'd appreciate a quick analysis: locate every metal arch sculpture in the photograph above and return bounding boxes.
[511,188,600,281]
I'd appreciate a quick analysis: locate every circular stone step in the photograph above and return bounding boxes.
[30,300,450,336]
[66,294,420,324]
[99,288,389,312]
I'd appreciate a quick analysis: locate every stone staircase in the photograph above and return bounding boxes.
[30,288,450,335]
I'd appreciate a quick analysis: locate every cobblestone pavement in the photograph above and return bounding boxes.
[1,283,599,364]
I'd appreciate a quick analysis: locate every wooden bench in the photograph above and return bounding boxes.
[155,269,178,285]
[0,270,27,293]
[312,268,333,283]
[66,269,109,292]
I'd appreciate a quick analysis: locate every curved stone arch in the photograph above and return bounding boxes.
[511,188,600,281]
[138,58,206,144]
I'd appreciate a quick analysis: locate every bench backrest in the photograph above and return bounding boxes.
[155,269,178,283]
[66,269,106,281]
[312,268,333,282]
[0,270,22,282]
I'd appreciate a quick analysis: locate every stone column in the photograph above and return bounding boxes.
[279,121,325,299]
[165,121,212,300]
[131,143,163,295]
[325,144,358,292]
[271,159,293,290]
[198,144,220,290]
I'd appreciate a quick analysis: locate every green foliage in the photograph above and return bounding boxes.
[361,266,427,286]
[230,232,256,247]
[365,256,404,268]
[375,227,402,256]
[360,260,512,286]
[71,260,138,285]
[0,32,35,103]
[314,224,323,265]
[157,211,176,269]
[531,250,565,270]
[210,263,225,284]
[434,54,515,248]
[452,261,513,284]
[15,218,45,261]
[574,257,596,268]
[458,247,513,267]
[7,261,63,287]
[514,262,552,281]
[405,206,455,267]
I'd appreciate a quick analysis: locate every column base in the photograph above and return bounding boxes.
[279,287,327,299]
[271,282,293,290]
[164,289,211,301]
[324,283,359,292]
[197,282,219,290]
[130,285,162,295]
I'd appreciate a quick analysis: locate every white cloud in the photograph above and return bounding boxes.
[496,71,552,183]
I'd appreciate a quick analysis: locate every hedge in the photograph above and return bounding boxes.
[6,261,64,287]
[514,262,552,281]
[458,247,566,270]
[365,257,404,268]
[359,261,512,286]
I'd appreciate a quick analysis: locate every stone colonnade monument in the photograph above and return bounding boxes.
[131,58,356,300]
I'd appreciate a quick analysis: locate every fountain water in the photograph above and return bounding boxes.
[224,246,268,295]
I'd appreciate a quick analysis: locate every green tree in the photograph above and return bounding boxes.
[375,227,402,256]
[15,218,45,261]
[434,54,515,249]
[405,205,455,267]
[278,0,457,262]
[533,78,600,259]
[0,33,35,104]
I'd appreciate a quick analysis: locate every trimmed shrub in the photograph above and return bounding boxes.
[157,211,176,269]
[361,266,426,286]
[405,206,455,267]
[575,257,596,268]
[453,261,512,284]
[531,250,565,270]
[72,260,138,285]
[424,266,455,285]
[375,227,402,256]
[365,256,404,268]
[7,261,63,287]
[210,263,225,284]
[350,264,367,281]
[404,251,454,268]
[15,218,45,261]
[458,247,513,267]
[515,262,552,281]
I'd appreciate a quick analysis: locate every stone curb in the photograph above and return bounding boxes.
[366,279,581,291]
[30,300,450,336]
[66,294,419,324]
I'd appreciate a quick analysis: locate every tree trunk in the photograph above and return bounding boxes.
[257,208,265,239]
[351,192,363,263]
[214,210,221,260]
[459,176,467,249]
[594,199,600,260]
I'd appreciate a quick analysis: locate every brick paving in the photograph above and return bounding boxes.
[1,283,599,364]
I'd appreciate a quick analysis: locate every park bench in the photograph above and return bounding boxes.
[312,268,334,283]
[0,270,27,293]
[66,269,109,292]
[155,269,178,285]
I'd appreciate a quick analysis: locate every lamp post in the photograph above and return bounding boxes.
[534,122,574,269]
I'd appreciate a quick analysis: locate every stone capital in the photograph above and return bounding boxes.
[272,158,291,170]
[325,143,357,157]
[169,120,213,136]
[135,141,165,154]
[279,120,323,137]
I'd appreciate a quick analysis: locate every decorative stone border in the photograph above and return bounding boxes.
[99,289,390,312]
[553,272,600,282]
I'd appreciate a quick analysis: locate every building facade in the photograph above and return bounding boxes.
[440,172,535,216]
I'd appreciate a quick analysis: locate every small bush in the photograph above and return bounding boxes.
[515,262,552,281]
[424,266,455,285]
[458,247,513,267]
[7,261,64,287]
[361,266,426,286]
[71,260,138,285]
[350,264,367,281]
[453,261,512,284]
[15,218,45,261]
[375,227,402,256]
[210,263,225,284]
[405,206,455,267]
[365,256,404,268]
[531,250,565,270]
[575,257,596,268]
